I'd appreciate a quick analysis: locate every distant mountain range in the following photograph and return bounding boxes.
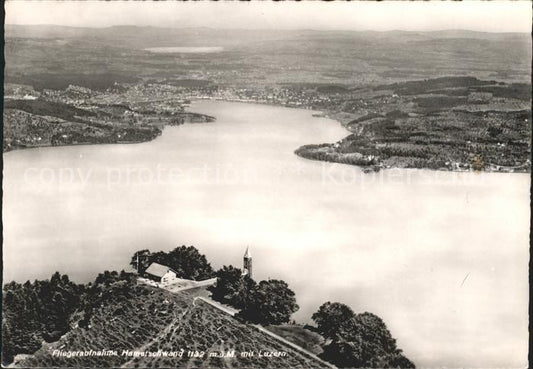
[5,24,530,87]
[5,24,530,49]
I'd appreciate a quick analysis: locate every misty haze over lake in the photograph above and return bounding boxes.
[3,101,529,368]
[144,46,224,53]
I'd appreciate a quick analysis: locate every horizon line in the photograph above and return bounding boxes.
[4,23,531,35]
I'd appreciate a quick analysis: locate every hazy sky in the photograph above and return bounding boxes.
[5,1,532,33]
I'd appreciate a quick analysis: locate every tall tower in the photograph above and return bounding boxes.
[243,246,252,279]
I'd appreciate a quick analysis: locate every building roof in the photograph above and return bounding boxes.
[244,246,252,258]
[145,262,174,278]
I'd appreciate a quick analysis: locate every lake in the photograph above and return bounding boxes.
[2,100,529,368]
[144,46,224,53]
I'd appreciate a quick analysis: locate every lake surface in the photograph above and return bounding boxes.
[144,46,224,53]
[2,100,529,368]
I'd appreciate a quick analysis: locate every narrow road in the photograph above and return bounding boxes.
[194,296,336,369]
[193,296,238,316]
[133,282,336,369]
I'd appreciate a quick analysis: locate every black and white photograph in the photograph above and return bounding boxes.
[2,1,531,368]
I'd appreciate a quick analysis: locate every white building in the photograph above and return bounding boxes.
[144,262,178,286]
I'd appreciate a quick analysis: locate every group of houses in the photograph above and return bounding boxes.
[142,247,253,288]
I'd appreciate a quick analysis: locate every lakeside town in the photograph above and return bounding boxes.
[4,75,531,173]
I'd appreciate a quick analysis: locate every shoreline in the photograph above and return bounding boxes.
[2,110,215,154]
[5,98,530,174]
[294,144,531,174]
[190,98,531,174]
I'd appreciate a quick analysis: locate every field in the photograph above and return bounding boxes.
[18,285,327,368]
[4,99,96,122]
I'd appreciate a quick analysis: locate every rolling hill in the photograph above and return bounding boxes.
[17,285,330,368]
